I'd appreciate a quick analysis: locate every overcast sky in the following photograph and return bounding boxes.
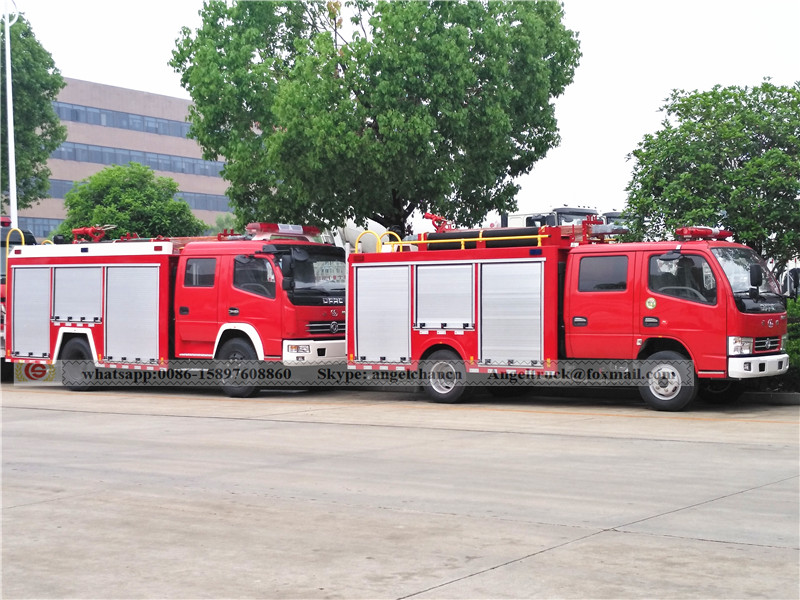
[15,0,800,220]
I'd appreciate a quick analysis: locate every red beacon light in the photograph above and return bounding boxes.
[245,222,321,241]
[674,226,732,241]
[1,215,11,227]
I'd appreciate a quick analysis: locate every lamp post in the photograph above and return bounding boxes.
[3,0,18,227]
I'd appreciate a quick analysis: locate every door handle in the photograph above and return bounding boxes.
[229,307,239,316]
[572,316,588,327]
[643,316,660,327]
[179,306,189,315]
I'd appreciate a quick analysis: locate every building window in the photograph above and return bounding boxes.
[18,217,63,239]
[52,101,192,139]
[50,142,225,179]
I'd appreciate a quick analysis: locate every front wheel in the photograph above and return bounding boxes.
[638,350,697,411]
[423,349,470,404]
[216,338,259,398]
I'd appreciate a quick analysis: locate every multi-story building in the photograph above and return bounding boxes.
[18,77,231,239]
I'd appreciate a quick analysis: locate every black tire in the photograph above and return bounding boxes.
[423,349,470,404]
[1,359,13,382]
[698,379,744,403]
[60,337,94,391]
[216,338,259,398]
[638,350,697,411]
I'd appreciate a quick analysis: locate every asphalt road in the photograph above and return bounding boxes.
[2,385,798,599]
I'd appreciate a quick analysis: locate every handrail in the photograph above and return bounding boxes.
[3,227,25,283]
[353,229,403,253]
[353,229,548,253]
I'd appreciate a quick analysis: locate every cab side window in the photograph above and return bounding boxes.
[184,258,216,287]
[233,256,275,298]
[649,254,716,304]
[578,256,628,291]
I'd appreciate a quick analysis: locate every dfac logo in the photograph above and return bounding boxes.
[14,362,58,385]
[322,297,344,305]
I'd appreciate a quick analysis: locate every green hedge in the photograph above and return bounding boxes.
[785,299,800,390]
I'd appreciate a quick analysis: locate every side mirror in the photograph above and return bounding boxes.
[281,276,294,291]
[292,248,310,262]
[749,263,762,288]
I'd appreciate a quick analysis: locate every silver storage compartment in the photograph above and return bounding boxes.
[415,264,473,329]
[53,267,102,322]
[105,266,160,363]
[11,267,51,357]
[354,265,410,362]
[480,261,543,366]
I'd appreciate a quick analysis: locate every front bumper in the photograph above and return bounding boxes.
[282,339,345,364]
[728,353,790,379]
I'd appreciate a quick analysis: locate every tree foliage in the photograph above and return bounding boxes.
[55,163,207,240]
[171,0,580,234]
[0,15,66,210]
[624,81,800,270]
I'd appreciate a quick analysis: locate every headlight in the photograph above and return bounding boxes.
[287,344,311,354]
[728,336,754,355]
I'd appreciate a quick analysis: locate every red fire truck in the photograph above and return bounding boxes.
[4,223,346,396]
[346,219,790,410]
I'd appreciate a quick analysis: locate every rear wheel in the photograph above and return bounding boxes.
[638,350,697,411]
[423,349,470,404]
[216,338,259,398]
[60,337,94,391]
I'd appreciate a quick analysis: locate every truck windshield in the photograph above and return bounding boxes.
[556,212,596,226]
[280,247,346,306]
[711,247,784,313]
[294,253,346,291]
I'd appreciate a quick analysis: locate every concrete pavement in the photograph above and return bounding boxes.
[2,385,798,599]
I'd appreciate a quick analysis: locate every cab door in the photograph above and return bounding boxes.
[220,254,282,359]
[174,256,220,358]
[564,252,637,358]
[638,252,727,373]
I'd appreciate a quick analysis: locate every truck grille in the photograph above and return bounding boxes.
[307,321,346,336]
[754,336,781,352]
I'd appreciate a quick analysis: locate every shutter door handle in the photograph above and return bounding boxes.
[572,316,588,327]
[179,306,189,315]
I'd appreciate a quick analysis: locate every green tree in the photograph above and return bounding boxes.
[56,163,207,240]
[214,212,237,234]
[624,81,800,271]
[0,15,66,210]
[170,0,580,235]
